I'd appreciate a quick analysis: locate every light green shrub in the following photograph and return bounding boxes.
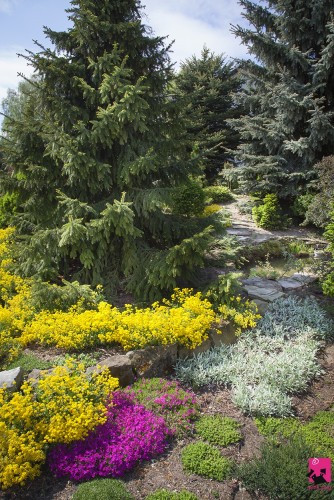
[252,194,289,229]
[204,186,234,203]
[181,441,232,481]
[73,479,133,500]
[195,415,241,446]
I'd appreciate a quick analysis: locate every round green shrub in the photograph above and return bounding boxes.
[204,186,234,203]
[195,415,242,446]
[73,478,133,500]
[145,489,198,500]
[171,182,205,217]
[181,441,232,481]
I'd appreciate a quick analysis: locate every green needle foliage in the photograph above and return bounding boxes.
[1,0,215,301]
[230,1,334,198]
[175,47,242,180]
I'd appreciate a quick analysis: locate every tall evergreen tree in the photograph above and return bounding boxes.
[175,47,242,180]
[0,0,215,300]
[229,0,334,198]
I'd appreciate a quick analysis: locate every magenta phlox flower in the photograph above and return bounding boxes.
[49,392,171,480]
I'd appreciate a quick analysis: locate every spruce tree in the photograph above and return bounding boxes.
[230,0,334,199]
[0,0,215,301]
[175,47,242,180]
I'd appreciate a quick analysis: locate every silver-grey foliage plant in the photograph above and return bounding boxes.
[175,297,332,416]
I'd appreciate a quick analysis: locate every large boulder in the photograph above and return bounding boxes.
[126,344,177,378]
[178,338,212,359]
[0,367,24,392]
[87,355,134,387]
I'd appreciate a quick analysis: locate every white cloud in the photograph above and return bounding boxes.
[143,0,249,65]
[0,0,19,14]
[0,49,33,104]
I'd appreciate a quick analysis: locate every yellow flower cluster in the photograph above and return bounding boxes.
[0,360,118,489]
[0,228,34,368]
[219,296,261,335]
[200,204,222,217]
[21,289,216,351]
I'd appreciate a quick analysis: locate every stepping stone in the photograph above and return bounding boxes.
[242,277,285,302]
[291,272,317,284]
[227,228,252,236]
[277,277,305,291]
[0,367,24,392]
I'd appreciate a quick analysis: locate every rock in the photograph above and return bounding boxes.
[277,277,305,291]
[178,338,212,360]
[227,228,252,236]
[87,355,134,387]
[209,322,237,347]
[0,367,24,392]
[253,299,270,315]
[291,272,317,284]
[242,277,285,302]
[127,344,177,378]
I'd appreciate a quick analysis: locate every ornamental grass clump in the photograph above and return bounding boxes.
[49,392,171,481]
[0,360,118,489]
[123,378,199,436]
[175,297,329,416]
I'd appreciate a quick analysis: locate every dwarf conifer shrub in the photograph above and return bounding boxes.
[195,415,241,446]
[252,194,288,229]
[181,442,232,480]
[172,182,206,217]
[204,186,234,203]
[73,479,133,500]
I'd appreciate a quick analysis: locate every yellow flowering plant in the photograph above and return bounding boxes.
[0,359,118,489]
[219,296,261,335]
[21,289,216,351]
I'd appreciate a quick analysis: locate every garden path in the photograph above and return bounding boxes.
[225,195,327,247]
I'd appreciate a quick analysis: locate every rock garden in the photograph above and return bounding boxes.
[1,1,334,499]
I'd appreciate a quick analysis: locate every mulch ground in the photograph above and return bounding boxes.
[2,342,334,500]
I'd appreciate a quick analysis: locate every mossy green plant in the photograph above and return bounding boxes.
[181,441,232,481]
[73,478,133,500]
[255,409,334,460]
[195,415,242,446]
[7,353,53,372]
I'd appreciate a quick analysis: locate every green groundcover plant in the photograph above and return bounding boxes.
[255,408,334,461]
[195,415,241,446]
[237,437,332,499]
[181,441,232,481]
[175,297,332,416]
[73,478,134,500]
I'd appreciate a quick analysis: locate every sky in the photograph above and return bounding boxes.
[0,0,251,104]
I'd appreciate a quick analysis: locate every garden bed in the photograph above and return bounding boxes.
[3,346,333,500]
